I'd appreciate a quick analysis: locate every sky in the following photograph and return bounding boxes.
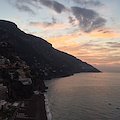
[0,0,120,72]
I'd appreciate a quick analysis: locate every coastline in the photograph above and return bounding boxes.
[44,94,52,120]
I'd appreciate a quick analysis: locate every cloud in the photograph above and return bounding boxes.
[85,28,120,38]
[80,56,120,66]
[38,0,67,13]
[71,6,106,33]
[15,2,35,14]
[107,42,120,48]
[68,17,79,27]
[7,0,67,14]
[57,44,89,56]
[69,0,104,6]
[6,0,36,14]
[29,21,67,30]
[47,35,79,44]
[45,33,120,72]
[68,16,76,26]
[80,42,117,53]
[8,0,41,8]
[29,17,57,28]
[16,0,38,7]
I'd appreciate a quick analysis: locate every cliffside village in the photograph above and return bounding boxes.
[0,54,32,119]
[0,41,49,120]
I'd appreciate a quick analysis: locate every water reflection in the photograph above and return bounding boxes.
[45,72,120,120]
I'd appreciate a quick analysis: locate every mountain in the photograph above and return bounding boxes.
[0,20,100,79]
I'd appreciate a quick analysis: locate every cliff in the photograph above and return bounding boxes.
[0,20,100,80]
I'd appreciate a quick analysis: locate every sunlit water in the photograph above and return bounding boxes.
[45,72,120,120]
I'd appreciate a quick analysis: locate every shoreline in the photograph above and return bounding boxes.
[44,94,52,120]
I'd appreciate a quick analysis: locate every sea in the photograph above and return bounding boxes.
[45,72,120,120]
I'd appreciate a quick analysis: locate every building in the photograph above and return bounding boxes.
[0,84,8,100]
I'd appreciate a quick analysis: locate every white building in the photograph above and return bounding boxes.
[18,76,32,85]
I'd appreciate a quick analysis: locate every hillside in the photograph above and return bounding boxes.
[0,20,100,80]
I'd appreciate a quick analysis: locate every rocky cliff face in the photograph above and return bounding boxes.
[0,20,100,80]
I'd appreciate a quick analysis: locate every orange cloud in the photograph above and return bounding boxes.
[79,55,120,65]
[56,43,120,67]
[44,26,120,71]
[47,35,79,44]
[30,22,67,30]
[57,43,86,56]
[83,27,120,38]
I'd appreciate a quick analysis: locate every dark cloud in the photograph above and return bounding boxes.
[38,0,67,13]
[80,43,100,49]
[71,6,106,32]
[52,17,57,24]
[68,16,75,25]
[16,0,36,6]
[29,17,58,27]
[7,0,67,14]
[98,29,103,32]
[6,0,36,14]
[103,31,111,33]
[8,0,41,8]
[107,42,120,48]
[68,0,103,6]
[43,17,57,26]
[98,28,112,33]
[29,21,52,28]
[15,2,35,14]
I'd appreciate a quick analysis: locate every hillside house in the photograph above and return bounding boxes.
[17,68,32,85]
[18,76,32,85]
[0,56,10,68]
